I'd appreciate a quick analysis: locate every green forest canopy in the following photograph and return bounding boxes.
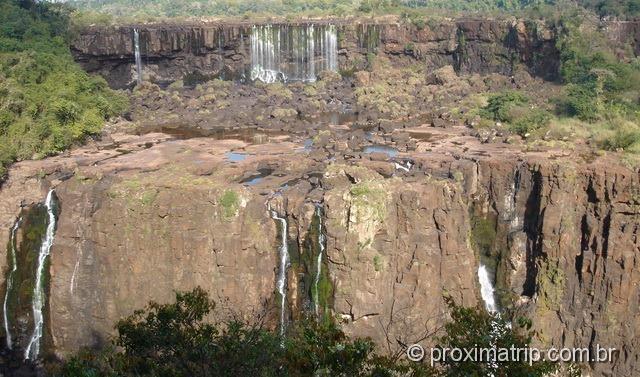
[0,0,127,178]
[66,0,640,20]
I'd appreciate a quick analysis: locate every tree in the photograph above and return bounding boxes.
[435,297,557,377]
[56,289,559,377]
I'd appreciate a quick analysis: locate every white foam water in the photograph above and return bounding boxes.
[271,210,290,337]
[3,217,21,350]
[25,190,57,360]
[250,24,338,83]
[478,264,497,313]
[313,205,325,315]
[134,28,143,84]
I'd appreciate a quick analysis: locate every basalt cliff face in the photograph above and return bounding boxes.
[0,127,638,376]
[72,18,560,88]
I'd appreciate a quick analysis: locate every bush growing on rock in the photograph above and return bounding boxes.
[556,15,640,121]
[509,108,551,137]
[481,91,529,123]
[55,288,561,376]
[479,91,553,138]
[219,189,240,220]
[54,288,435,377]
[437,297,561,377]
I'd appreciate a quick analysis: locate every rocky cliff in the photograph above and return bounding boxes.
[0,124,637,375]
[1,15,639,376]
[72,18,560,88]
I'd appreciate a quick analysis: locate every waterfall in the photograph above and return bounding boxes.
[24,190,57,360]
[477,264,497,313]
[217,31,225,75]
[69,244,81,295]
[271,210,290,336]
[250,24,338,83]
[323,25,338,72]
[478,263,501,376]
[3,217,21,350]
[313,205,325,315]
[134,28,143,85]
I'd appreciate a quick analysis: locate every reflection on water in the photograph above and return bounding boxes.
[362,145,398,157]
[225,151,248,162]
[302,139,314,151]
[240,168,273,185]
[300,110,360,126]
[137,125,283,143]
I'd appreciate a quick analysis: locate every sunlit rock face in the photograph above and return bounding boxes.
[0,126,638,376]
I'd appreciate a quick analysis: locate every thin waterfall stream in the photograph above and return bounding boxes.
[24,189,57,360]
[3,217,21,350]
[478,263,501,376]
[313,205,325,315]
[270,210,290,337]
[134,28,143,85]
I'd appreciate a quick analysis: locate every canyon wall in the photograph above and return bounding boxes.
[0,133,638,375]
[1,16,639,376]
[71,18,560,88]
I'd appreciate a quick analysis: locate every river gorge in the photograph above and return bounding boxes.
[1,16,639,376]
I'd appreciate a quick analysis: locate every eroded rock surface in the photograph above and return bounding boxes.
[0,120,637,376]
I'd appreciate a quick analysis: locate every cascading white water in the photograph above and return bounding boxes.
[69,244,82,295]
[313,205,325,315]
[3,217,21,350]
[25,190,57,360]
[478,263,500,376]
[133,28,143,85]
[323,25,338,72]
[477,264,497,313]
[271,210,290,336]
[250,24,338,83]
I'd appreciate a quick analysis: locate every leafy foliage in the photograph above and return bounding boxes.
[55,287,434,377]
[68,0,572,21]
[578,0,640,17]
[54,288,561,377]
[481,91,530,122]
[510,108,551,136]
[0,0,126,179]
[556,14,640,121]
[436,297,557,376]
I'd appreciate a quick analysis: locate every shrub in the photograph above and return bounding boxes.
[56,288,435,376]
[56,288,561,376]
[600,127,640,151]
[556,16,640,121]
[219,189,240,219]
[559,82,600,121]
[510,108,552,136]
[437,297,559,376]
[481,91,529,122]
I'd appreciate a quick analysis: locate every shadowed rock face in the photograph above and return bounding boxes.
[0,125,637,376]
[71,18,561,88]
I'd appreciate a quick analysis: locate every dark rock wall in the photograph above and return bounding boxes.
[71,19,561,88]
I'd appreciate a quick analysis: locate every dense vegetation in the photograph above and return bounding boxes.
[0,0,126,179]
[67,0,640,24]
[464,7,640,161]
[54,288,557,376]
